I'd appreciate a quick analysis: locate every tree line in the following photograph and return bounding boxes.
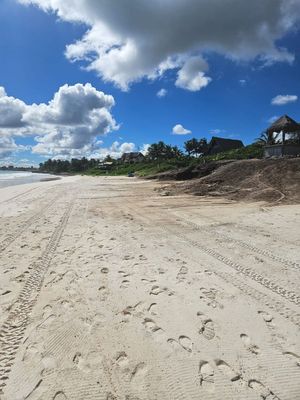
[39,138,208,173]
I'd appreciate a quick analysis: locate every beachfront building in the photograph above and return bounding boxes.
[264,115,300,158]
[120,152,145,163]
[205,137,244,155]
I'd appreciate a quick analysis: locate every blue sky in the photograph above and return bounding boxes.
[0,0,299,166]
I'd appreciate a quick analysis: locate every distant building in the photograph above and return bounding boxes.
[120,152,145,163]
[205,137,244,155]
[97,161,114,171]
[263,115,300,158]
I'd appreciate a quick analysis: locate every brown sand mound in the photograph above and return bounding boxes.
[161,158,300,203]
[147,160,232,181]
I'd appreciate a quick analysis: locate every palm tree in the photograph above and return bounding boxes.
[256,131,280,145]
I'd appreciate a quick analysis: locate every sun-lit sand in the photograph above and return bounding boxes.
[0,176,299,399]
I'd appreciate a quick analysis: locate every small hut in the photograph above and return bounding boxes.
[205,137,244,155]
[120,152,145,164]
[264,115,300,157]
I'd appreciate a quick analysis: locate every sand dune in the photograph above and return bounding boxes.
[0,176,299,399]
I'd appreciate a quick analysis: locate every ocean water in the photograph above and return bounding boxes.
[0,171,58,188]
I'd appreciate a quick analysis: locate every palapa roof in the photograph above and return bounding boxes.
[120,152,144,161]
[267,115,300,134]
[206,136,244,155]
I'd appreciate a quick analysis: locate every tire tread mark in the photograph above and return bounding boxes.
[122,203,300,323]
[179,218,300,271]
[167,226,300,306]
[0,194,60,253]
[0,201,74,395]
[209,269,300,327]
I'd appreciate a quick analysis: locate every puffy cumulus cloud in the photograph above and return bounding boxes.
[89,141,136,160]
[172,124,192,135]
[88,141,150,160]
[175,57,211,91]
[19,0,300,90]
[157,88,167,98]
[0,87,27,128]
[0,83,117,158]
[0,136,27,158]
[271,94,298,105]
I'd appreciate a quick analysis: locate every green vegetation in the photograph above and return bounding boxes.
[39,141,263,177]
[86,158,191,177]
[184,138,208,156]
[200,143,263,162]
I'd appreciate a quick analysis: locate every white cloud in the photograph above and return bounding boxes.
[0,86,27,128]
[172,124,192,135]
[157,88,167,98]
[90,141,136,160]
[175,57,211,91]
[271,94,298,105]
[0,84,117,158]
[239,79,247,86]
[140,143,150,156]
[18,0,300,90]
[0,136,27,158]
[210,129,226,135]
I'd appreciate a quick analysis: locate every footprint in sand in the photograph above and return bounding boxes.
[178,335,193,352]
[200,287,223,309]
[176,266,188,282]
[167,338,182,351]
[150,285,164,296]
[53,392,67,399]
[167,336,192,353]
[199,361,215,393]
[147,303,158,315]
[131,362,147,382]
[120,279,130,289]
[248,379,277,399]
[73,351,102,373]
[143,318,163,335]
[215,359,241,385]
[101,267,109,274]
[197,312,215,340]
[22,343,40,362]
[258,310,273,324]
[240,333,261,355]
[41,355,57,376]
[37,310,56,331]
[283,351,300,367]
[116,352,129,368]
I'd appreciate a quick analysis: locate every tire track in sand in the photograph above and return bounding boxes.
[123,202,299,307]
[122,202,300,327]
[173,216,300,272]
[0,200,74,395]
[0,194,60,254]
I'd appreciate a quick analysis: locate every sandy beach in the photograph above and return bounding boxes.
[0,176,299,400]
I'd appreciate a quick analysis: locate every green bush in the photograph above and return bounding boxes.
[84,143,263,177]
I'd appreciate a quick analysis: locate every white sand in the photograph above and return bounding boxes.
[0,176,299,400]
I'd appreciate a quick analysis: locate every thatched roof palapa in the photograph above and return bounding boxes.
[205,137,244,155]
[267,115,300,134]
